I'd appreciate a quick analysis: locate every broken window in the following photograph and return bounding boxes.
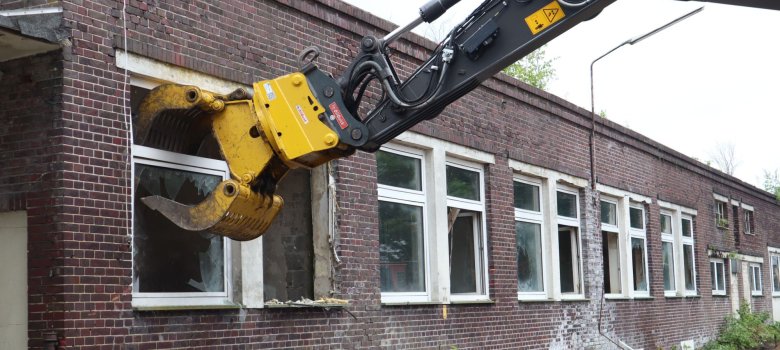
[133,162,227,294]
[130,76,318,309]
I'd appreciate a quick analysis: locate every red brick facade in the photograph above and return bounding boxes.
[1,0,779,348]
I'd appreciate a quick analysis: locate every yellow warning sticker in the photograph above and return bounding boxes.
[525,1,565,35]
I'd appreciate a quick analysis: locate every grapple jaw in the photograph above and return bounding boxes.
[135,74,346,241]
[141,180,283,241]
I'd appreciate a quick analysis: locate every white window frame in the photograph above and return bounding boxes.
[750,263,763,296]
[514,175,548,301]
[508,160,589,302]
[660,211,677,297]
[681,215,697,295]
[377,145,431,304]
[556,185,584,300]
[710,258,726,296]
[446,158,489,303]
[132,145,235,308]
[769,247,780,297]
[379,132,495,305]
[658,201,698,297]
[600,197,623,298]
[628,204,649,297]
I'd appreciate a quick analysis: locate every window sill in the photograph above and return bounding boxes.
[450,299,494,305]
[381,301,440,306]
[265,302,348,309]
[604,296,654,301]
[664,294,701,299]
[559,297,589,302]
[133,302,243,311]
[752,293,764,297]
[712,293,729,297]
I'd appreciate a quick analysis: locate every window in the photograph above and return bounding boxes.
[123,55,328,309]
[133,147,233,307]
[600,199,621,296]
[512,168,587,301]
[750,263,763,296]
[660,213,676,294]
[770,251,780,296]
[710,258,726,296]
[377,148,428,301]
[744,209,754,234]
[378,136,492,304]
[629,205,649,295]
[681,215,697,294]
[557,187,582,297]
[659,201,698,297]
[715,200,728,228]
[446,160,487,301]
[599,190,651,299]
[515,177,546,298]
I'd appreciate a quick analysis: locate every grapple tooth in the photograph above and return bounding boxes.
[141,180,284,241]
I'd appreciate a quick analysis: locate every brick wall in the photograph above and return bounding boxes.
[2,0,777,348]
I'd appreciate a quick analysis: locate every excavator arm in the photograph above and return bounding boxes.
[135,0,776,240]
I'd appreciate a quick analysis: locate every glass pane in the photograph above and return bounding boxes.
[629,207,644,229]
[752,266,762,291]
[558,228,580,293]
[683,244,695,291]
[514,182,540,212]
[600,201,617,225]
[557,192,577,218]
[716,263,725,292]
[710,262,717,291]
[450,215,478,294]
[660,214,672,234]
[446,165,480,201]
[379,201,425,293]
[376,150,422,190]
[602,231,621,294]
[631,237,648,292]
[516,221,544,292]
[133,164,225,293]
[773,256,780,292]
[663,242,675,291]
[682,218,693,237]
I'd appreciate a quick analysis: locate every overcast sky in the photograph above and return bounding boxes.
[342,0,780,189]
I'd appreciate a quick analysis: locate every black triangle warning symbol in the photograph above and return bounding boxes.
[544,8,559,23]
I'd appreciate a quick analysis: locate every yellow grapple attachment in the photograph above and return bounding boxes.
[135,73,342,240]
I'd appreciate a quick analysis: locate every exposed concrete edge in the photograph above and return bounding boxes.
[0,11,67,44]
[274,0,776,205]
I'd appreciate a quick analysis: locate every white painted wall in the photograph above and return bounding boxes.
[0,211,27,349]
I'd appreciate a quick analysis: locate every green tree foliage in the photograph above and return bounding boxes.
[763,169,780,201]
[502,46,557,90]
